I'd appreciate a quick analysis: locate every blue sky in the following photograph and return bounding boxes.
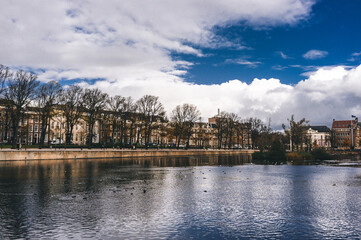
[1,0,361,128]
[180,0,361,85]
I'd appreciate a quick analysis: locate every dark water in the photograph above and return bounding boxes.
[0,155,361,239]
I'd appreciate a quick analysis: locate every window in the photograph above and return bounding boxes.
[35,117,39,123]
[29,125,33,132]
[34,125,39,132]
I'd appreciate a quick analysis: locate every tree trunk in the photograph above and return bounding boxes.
[11,110,20,148]
[145,124,151,149]
[65,121,72,145]
[39,114,49,147]
[4,109,9,142]
[177,136,181,149]
[39,123,47,148]
[186,131,191,149]
[111,120,116,145]
[88,123,93,148]
[11,121,18,148]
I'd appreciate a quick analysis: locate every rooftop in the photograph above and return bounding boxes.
[309,125,330,132]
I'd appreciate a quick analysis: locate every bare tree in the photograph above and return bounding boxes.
[215,111,228,149]
[171,103,201,149]
[35,81,63,147]
[107,95,125,145]
[282,114,309,151]
[171,105,187,148]
[121,97,137,145]
[246,117,265,149]
[0,65,12,142]
[82,88,108,147]
[0,64,11,96]
[5,70,39,148]
[59,85,84,145]
[136,95,165,148]
[224,112,239,148]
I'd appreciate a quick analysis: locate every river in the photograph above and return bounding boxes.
[0,155,360,239]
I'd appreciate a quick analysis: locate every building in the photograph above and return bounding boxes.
[332,118,358,149]
[0,105,254,149]
[306,126,331,149]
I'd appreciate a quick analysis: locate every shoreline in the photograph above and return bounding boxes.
[0,149,256,161]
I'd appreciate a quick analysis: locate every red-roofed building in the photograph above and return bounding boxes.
[332,118,359,149]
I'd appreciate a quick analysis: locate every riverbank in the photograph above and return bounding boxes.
[0,149,255,161]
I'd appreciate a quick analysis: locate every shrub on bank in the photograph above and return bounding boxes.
[252,152,268,164]
[286,152,312,165]
[252,140,286,165]
[311,148,332,161]
[286,148,332,165]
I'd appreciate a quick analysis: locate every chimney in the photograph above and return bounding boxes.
[218,108,220,116]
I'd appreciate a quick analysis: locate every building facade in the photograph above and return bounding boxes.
[0,107,252,149]
[332,118,359,149]
[306,126,331,149]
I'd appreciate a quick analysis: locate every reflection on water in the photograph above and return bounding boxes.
[0,155,361,239]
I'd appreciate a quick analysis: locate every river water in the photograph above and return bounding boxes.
[0,155,361,239]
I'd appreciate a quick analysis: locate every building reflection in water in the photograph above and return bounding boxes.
[0,156,361,239]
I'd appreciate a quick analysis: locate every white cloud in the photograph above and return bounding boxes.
[225,58,261,68]
[272,65,288,71]
[277,51,292,59]
[303,49,328,60]
[349,51,361,62]
[2,0,359,130]
[0,0,314,70]
[74,64,361,130]
[2,0,340,129]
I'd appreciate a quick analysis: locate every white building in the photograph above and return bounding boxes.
[307,126,331,149]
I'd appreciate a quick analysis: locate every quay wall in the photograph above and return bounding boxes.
[0,149,255,161]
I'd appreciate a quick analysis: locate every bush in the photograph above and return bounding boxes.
[252,140,286,165]
[267,140,287,164]
[311,148,332,161]
[252,152,268,164]
[286,152,312,165]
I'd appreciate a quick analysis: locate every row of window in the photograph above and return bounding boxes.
[336,132,350,136]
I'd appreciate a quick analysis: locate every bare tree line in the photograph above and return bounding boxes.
[0,65,283,150]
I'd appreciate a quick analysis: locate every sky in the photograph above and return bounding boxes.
[1,0,361,129]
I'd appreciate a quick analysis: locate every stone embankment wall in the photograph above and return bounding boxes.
[0,149,255,161]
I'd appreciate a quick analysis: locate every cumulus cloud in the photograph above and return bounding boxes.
[303,49,328,60]
[0,0,314,70]
[75,64,361,130]
[6,0,349,129]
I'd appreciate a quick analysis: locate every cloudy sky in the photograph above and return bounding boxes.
[1,0,361,128]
